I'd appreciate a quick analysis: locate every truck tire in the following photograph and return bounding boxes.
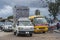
[14,32,16,35]
[30,34,32,37]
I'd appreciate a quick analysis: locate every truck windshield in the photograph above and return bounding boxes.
[34,18,47,24]
[18,21,33,26]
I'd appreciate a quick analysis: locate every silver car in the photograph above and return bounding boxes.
[3,22,13,32]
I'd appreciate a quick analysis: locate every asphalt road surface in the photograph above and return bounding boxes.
[0,31,60,40]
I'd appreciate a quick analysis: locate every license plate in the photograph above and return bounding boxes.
[26,32,29,34]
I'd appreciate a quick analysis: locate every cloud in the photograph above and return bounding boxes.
[0,5,13,18]
[0,0,12,8]
[0,0,48,8]
[11,0,48,7]
[0,0,36,8]
[29,7,50,16]
[0,0,48,18]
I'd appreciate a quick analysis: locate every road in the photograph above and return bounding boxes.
[0,31,60,40]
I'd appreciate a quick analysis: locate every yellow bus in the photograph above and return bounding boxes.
[29,15,48,33]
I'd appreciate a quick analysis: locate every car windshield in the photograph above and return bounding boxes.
[0,22,4,26]
[5,22,12,25]
[17,21,33,26]
[34,18,47,24]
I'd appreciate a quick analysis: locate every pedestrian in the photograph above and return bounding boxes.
[59,21,60,29]
[56,22,60,30]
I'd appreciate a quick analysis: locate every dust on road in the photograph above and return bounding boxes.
[0,32,60,40]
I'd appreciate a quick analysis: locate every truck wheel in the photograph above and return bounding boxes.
[30,34,32,37]
[14,32,16,35]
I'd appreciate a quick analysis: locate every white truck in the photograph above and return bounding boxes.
[13,5,34,36]
[13,5,29,27]
[14,18,34,36]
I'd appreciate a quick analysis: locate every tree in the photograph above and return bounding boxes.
[0,17,2,19]
[0,17,2,22]
[56,0,60,6]
[48,2,59,20]
[35,10,40,15]
[7,16,13,19]
[56,0,60,14]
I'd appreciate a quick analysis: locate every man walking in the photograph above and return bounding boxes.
[56,21,60,30]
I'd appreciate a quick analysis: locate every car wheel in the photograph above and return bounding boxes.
[2,29,4,31]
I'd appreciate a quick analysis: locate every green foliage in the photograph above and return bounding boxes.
[7,16,13,19]
[1,20,5,22]
[35,10,40,15]
[56,0,60,6]
[48,2,59,20]
[0,17,2,19]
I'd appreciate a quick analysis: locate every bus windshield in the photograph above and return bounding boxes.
[34,18,47,24]
[17,21,33,26]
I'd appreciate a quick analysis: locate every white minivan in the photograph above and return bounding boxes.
[14,18,34,36]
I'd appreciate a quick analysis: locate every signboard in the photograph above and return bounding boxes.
[13,6,29,19]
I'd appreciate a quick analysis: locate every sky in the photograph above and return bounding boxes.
[0,0,53,18]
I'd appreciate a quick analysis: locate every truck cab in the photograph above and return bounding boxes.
[13,18,34,36]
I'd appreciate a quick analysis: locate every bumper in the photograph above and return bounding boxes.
[18,31,33,34]
[4,29,13,31]
[34,28,48,33]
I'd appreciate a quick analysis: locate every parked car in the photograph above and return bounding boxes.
[0,22,4,30]
[2,22,13,32]
[13,18,34,36]
[0,23,2,30]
